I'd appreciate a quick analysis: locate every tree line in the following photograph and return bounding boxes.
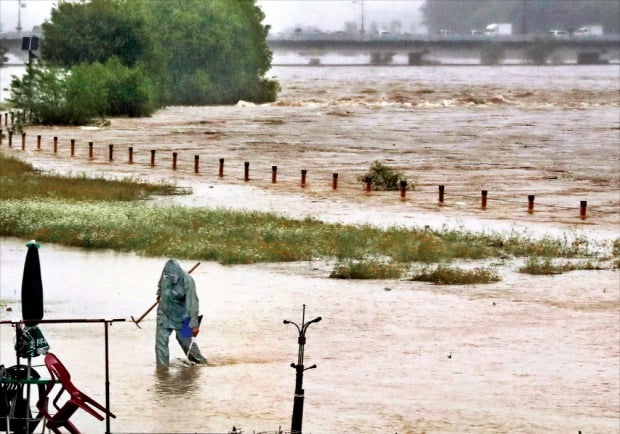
[422,0,619,34]
[8,0,278,125]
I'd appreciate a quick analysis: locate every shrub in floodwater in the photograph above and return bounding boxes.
[410,265,501,285]
[518,257,603,275]
[358,161,411,191]
[329,259,403,279]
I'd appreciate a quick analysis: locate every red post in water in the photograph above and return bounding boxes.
[399,180,407,199]
[580,201,587,220]
[89,142,94,159]
[3,113,7,127]
[332,173,338,190]
[37,135,41,150]
[301,169,307,188]
[0,129,3,146]
[364,176,372,193]
[8,132,13,148]
[272,166,277,183]
[70,139,75,157]
[244,162,250,181]
[172,152,178,170]
[194,155,199,173]
[528,195,535,213]
[21,132,26,150]
[481,190,488,210]
[150,150,156,167]
[219,158,225,177]
[108,144,114,161]
[53,136,58,153]
[128,147,134,164]
[439,185,445,204]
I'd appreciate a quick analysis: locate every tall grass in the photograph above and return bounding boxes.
[330,259,403,279]
[0,152,597,266]
[0,153,185,201]
[518,257,603,275]
[411,266,501,285]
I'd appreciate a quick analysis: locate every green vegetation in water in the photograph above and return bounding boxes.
[330,259,403,279]
[0,153,186,201]
[518,257,604,275]
[357,161,412,191]
[410,265,501,285]
[0,152,597,266]
[7,0,278,124]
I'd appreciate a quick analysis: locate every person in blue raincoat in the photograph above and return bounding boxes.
[155,259,207,366]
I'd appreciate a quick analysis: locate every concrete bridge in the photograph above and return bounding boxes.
[267,33,620,65]
[2,33,619,65]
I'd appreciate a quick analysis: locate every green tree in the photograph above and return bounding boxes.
[41,0,149,67]
[38,0,278,107]
[140,0,277,105]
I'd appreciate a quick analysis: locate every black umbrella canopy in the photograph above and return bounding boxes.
[21,240,44,326]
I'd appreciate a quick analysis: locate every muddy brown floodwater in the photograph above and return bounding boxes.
[1,65,619,433]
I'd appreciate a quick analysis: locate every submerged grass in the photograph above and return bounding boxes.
[0,151,598,266]
[0,153,185,201]
[410,266,501,285]
[330,259,403,279]
[518,257,604,275]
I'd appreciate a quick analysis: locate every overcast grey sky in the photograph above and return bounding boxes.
[0,0,425,34]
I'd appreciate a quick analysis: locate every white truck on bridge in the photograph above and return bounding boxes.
[573,25,603,37]
[484,23,513,36]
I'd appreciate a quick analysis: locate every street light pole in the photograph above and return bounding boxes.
[17,0,23,33]
[283,305,321,434]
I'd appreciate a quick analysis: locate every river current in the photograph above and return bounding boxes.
[0,64,619,433]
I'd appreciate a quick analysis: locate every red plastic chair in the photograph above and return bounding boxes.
[36,352,115,434]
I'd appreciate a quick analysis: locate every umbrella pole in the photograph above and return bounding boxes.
[105,320,111,434]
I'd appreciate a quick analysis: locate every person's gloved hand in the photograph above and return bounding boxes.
[192,327,200,337]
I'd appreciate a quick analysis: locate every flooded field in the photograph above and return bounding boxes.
[1,64,619,433]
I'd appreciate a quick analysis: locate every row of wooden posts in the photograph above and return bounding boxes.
[1,128,589,219]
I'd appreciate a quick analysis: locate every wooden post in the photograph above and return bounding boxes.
[528,195,535,213]
[172,152,178,170]
[272,166,277,183]
[108,144,114,161]
[399,180,407,199]
[439,185,445,204]
[194,155,199,173]
[21,132,26,150]
[244,161,250,181]
[3,113,7,127]
[53,136,58,153]
[364,176,372,193]
[301,169,307,187]
[0,128,3,146]
[89,142,94,159]
[332,173,338,190]
[219,158,225,177]
[70,139,75,157]
[580,201,587,220]
[128,147,134,164]
[8,131,13,148]
[37,135,41,150]
[150,150,156,167]
[481,190,488,210]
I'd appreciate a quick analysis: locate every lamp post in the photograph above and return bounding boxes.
[283,305,321,434]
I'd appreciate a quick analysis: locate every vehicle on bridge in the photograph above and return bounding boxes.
[484,23,513,37]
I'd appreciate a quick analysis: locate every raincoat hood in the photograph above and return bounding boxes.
[156,259,200,328]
